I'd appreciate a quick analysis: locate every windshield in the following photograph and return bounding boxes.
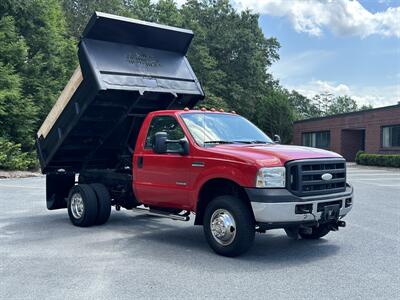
[180,113,273,147]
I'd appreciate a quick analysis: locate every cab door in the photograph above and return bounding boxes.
[134,115,191,209]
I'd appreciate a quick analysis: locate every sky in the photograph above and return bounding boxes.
[234,0,400,107]
[174,0,400,107]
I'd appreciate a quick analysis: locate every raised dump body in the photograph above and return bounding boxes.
[36,12,204,173]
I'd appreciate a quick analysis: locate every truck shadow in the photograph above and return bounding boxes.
[2,211,340,270]
[106,213,341,269]
[129,224,339,266]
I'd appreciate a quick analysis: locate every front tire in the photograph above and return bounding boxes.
[203,196,255,257]
[299,224,331,239]
[67,184,98,227]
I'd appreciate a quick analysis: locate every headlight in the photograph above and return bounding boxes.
[256,167,286,188]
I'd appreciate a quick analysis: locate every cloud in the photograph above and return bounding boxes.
[232,0,400,38]
[270,50,334,80]
[286,80,400,107]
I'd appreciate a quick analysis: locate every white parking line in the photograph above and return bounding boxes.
[350,178,400,181]
[348,174,400,176]
[0,184,42,190]
[347,170,399,173]
[376,184,400,188]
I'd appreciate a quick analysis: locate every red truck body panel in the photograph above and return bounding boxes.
[132,110,341,212]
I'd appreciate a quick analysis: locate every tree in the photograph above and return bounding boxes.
[309,93,364,117]
[288,90,319,120]
[328,95,358,115]
[62,0,130,38]
[0,0,296,169]
[0,16,37,149]
[154,0,183,26]
[180,0,280,119]
[1,0,76,126]
[256,89,295,144]
[312,92,334,116]
[360,104,373,110]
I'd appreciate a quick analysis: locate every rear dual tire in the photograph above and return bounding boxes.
[90,183,111,225]
[67,184,111,227]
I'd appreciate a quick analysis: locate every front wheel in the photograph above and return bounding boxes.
[203,196,255,257]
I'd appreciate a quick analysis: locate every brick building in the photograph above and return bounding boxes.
[292,104,400,161]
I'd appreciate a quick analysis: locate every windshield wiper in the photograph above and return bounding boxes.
[233,140,269,144]
[204,140,234,144]
[204,140,270,145]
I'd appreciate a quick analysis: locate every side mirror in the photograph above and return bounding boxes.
[153,132,189,155]
[273,134,281,144]
[154,132,168,154]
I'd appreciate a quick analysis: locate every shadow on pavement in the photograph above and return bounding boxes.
[1,210,340,270]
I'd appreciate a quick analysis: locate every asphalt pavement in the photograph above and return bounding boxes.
[1,165,399,299]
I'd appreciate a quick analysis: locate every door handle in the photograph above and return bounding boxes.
[192,162,204,167]
[137,156,143,168]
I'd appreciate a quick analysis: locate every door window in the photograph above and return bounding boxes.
[145,116,186,151]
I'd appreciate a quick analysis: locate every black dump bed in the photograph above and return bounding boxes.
[36,12,204,173]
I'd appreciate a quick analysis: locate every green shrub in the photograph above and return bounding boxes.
[355,150,365,164]
[0,138,38,170]
[356,152,400,168]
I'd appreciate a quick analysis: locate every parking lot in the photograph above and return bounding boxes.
[1,164,399,299]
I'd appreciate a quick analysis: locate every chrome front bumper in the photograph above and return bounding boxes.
[247,185,354,224]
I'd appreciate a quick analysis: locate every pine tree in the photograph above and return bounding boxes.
[0,16,37,149]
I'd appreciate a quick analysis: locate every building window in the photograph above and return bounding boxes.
[302,131,331,148]
[382,125,400,148]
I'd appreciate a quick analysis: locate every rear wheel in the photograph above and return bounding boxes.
[67,184,98,227]
[299,224,331,239]
[203,195,255,257]
[90,183,111,225]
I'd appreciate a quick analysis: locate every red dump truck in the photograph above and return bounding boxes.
[36,12,353,256]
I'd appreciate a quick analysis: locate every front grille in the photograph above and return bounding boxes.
[286,159,346,196]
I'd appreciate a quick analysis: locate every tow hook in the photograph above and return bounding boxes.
[329,220,346,231]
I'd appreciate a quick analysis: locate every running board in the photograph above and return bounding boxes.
[131,207,190,221]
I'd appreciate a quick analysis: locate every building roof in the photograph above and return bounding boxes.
[294,103,400,124]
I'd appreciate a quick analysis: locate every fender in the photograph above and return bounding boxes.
[189,160,257,210]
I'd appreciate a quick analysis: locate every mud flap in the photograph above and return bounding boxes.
[46,173,75,210]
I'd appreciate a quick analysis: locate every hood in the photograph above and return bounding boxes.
[206,144,342,167]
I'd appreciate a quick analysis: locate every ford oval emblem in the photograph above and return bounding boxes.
[321,173,333,181]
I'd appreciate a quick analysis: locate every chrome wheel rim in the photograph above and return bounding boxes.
[71,193,84,219]
[210,209,236,246]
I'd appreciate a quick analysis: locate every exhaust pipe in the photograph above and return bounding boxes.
[131,207,190,221]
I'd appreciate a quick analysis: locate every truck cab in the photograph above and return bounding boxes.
[36,12,353,257]
[131,109,353,255]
